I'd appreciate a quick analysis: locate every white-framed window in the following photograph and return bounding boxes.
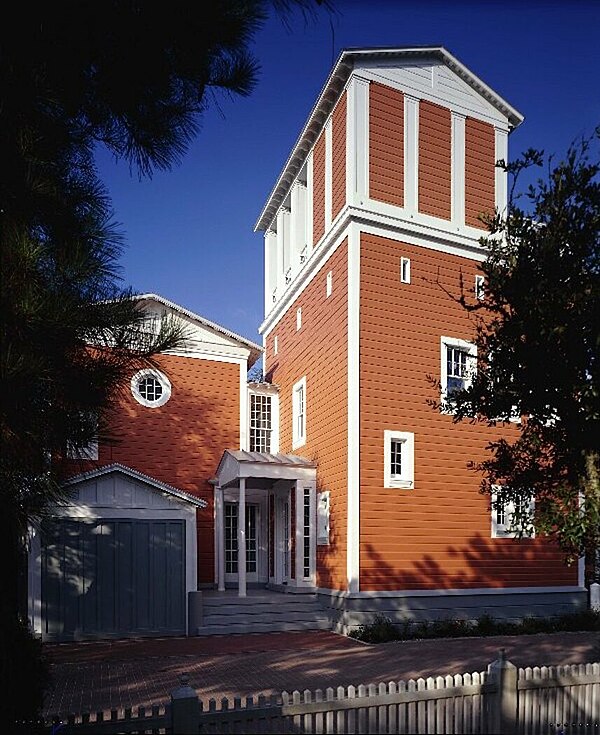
[475,274,485,300]
[491,488,535,538]
[131,368,172,408]
[400,257,411,284]
[249,393,272,453]
[384,430,414,489]
[317,491,330,545]
[274,335,278,356]
[440,337,477,400]
[296,307,302,331]
[292,377,306,449]
[326,270,333,298]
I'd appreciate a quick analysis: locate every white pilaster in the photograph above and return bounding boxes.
[325,118,333,231]
[239,362,248,451]
[404,94,419,213]
[238,478,246,597]
[495,127,509,214]
[347,223,360,593]
[294,480,303,585]
[265,229,277,313]
[215,486,225,591]
[276,207,290,295]
[306,152,314,253]
[348,75,369,206]
[451,112,466,226]
[290,180,307,276]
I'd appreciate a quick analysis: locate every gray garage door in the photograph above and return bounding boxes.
[41,518,186,641]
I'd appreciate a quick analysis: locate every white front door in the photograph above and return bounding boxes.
[224,502,259,584]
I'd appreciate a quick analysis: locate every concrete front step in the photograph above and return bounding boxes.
[196,618,332,636]
[203,601,324,616]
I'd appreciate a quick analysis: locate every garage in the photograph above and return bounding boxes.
[28,464,204,642]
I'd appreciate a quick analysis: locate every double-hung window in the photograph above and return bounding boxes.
[441,337,477,402]
[384,430,414,489]
[491,488,535,538]
[292,377,306,449]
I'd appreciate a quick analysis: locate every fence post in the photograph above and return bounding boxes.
[488,649,518,735]
[171,674,199,734]
[590,583,600,611]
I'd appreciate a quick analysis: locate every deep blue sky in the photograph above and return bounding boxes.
[96,0,600,342]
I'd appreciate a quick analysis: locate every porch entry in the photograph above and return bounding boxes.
[213,450,318,597]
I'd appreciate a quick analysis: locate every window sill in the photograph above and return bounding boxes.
[384,479,414,490]
[292,437,306,450]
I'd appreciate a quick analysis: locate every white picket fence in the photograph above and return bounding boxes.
[46,652,600,734]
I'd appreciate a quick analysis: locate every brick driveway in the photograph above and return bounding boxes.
[43,630,599,719]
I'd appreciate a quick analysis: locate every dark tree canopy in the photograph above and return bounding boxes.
[445,133,600,563]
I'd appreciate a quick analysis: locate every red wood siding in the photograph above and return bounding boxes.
[67,354,240,585]
[465,117,496,229]
[332,92,347,220]
[359,232,576,591]
[369,82,404,208]
[312,132,326,246]
[418,100,451,220]
[266,242,348,589]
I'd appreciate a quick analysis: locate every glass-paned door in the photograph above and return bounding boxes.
[224,503,259,581]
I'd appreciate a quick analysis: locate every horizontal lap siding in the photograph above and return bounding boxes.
[418,100,451,220]
[369,82,404,208]
[313,132,326,246]
[359,232,575,591]
[332,92,347,220]
[265,242,348,589]
[91,355,240,585]
[465,117,496,228]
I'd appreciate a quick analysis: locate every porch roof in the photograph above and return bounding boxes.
[213,450,316,489]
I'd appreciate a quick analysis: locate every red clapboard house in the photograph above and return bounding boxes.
[28,47,585,642]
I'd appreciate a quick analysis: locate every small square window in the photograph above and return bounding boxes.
[400,257,411,284]
[326,271,333,298]
[384,430,414,489]
[475,275,485,300]
[296,307,302,331]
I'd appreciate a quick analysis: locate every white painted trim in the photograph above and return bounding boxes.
[131,368,172,408]
[238,478,246,597]
[292,376,307,449]
[383,429,415,489]
[316,585,586,599]
[440,335,478,404]
[27,526,42,635]
[239,362,248,451]
[347,223,360,593]
[404,94,419,213]
[495,127,509,214]
[578,555,586,588]
[345,76,355,207]
[451,112,466,226]
[306,151,314,254]
[325,118,333,231]
[165,347,249,364]
[215,486,225,591]
[352,76,369,206]
[261,202,488,335]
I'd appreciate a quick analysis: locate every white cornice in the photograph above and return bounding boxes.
[259,204,487,336]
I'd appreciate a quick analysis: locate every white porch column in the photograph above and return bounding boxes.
[294,480,303,585]
[238,478,247,597]
[215,485,225,592]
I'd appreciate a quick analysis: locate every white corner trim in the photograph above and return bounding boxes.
[239,361,248,451]
[347,223,360,593]
[325,118,333,231]
[495,127,509,214]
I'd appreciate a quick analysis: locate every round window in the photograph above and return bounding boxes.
[131,369,171,408]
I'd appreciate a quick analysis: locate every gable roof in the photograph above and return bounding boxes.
[255,45,524,233]
[63,462,207,507]
[135,293,262,367]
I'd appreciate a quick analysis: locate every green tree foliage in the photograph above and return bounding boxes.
[0,2,328,726]
[446,132,600,564]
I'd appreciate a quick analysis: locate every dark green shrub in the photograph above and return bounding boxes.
[349,614,400,643]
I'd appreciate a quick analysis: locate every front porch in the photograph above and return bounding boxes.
[211,450,319,597]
